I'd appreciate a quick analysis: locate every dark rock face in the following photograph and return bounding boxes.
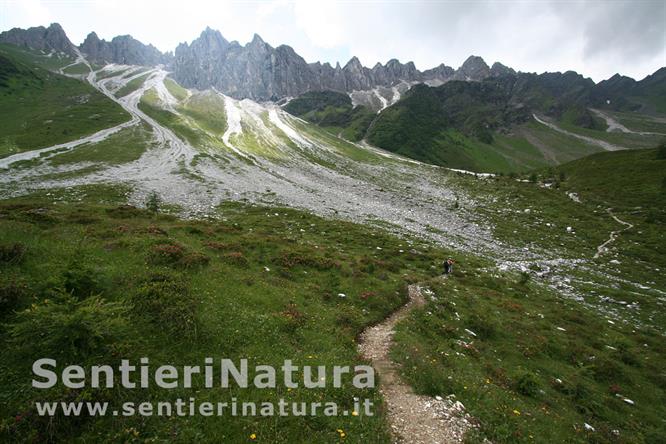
[79,32,171,66]
[490,62,516,77]
[0,23,77,57]
[422,63,456,82]
[171,28,464,100]
[452,55,491,81]
[0,23,522,101]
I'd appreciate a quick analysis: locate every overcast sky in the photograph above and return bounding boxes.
[1,0,664,81]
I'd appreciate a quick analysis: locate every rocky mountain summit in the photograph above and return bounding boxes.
[451,55,491,80]
[1,22,580,102]
[0,23,77,57]
[79,32,172,66]
[0,23,504,100]
[170,27,466,99]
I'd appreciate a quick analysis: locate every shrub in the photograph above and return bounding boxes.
[514,370,541,397]
[146,191,160,214]
[0,243,26,264]
[145,225,168,236]
[0,278,26,315]
[204,241,237,251]
[222,251,249,267]
[592,357,626,382]
[132,273,198,335]
[20,208,58,225]
[280,302,306,333]
[62,259,102,298]
[529,173,538,183]
[149,242,185,264]
[6,293,130,361]
[656,141,666,160]
[179,252,210,268]
[465,312,498,340]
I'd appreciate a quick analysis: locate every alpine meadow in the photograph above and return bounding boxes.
[0,1,665,443]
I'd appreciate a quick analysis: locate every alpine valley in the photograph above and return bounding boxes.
[0,22,664,444]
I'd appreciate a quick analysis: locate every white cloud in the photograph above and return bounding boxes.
[293,0,348,48]
[0,0,51,30]
[0,0,663,81]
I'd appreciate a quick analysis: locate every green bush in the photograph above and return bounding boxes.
[146,191,160,214]
[179,252,210,269]
[62,259,102,298]
[0,242,25,264]
[514,370,541,397]
[0,278,26,315]
[465,312,498,340]
[6,293,130,361]
[131,273,198,335]
[656,141,666,160]
[148,242,186,264]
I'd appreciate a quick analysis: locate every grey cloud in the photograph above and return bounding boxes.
[580,0,665,61]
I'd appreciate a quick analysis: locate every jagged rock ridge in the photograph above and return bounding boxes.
[1,23,520,100]
[171,28,490,100]
[79,32,172,66]
[0,23,77,57]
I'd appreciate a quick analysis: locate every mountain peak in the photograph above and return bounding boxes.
[79,30,170,66]
[344,56,363,70]
[453,55,491,80]
[250,33,265,45]
[490,61,515,77]
[0,22,76,56]
[47,22,65,32]
[461,55,488,68]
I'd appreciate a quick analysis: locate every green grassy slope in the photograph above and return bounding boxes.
[0,43,74,72]
[0,184,452,442]
[0,46,129,159]
[114,71,152,98]
[558,147,666,211]
[365,71,665,172]
[364,82,546,173]
[283,91,376,141]
[607,111,666,134]
[2,152,664,442]
[557,121,663,150]
[61,62,90,76]
[138,88,229,152]
[47,123,153,167]
[392,148,666,443]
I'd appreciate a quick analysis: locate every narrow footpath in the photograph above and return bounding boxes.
[358,280,474,443]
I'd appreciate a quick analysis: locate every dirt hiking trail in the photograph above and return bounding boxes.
[594,208,634,259]
[358,279,474,443]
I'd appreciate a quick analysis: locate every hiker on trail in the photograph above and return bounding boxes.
[444,258,455,274]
